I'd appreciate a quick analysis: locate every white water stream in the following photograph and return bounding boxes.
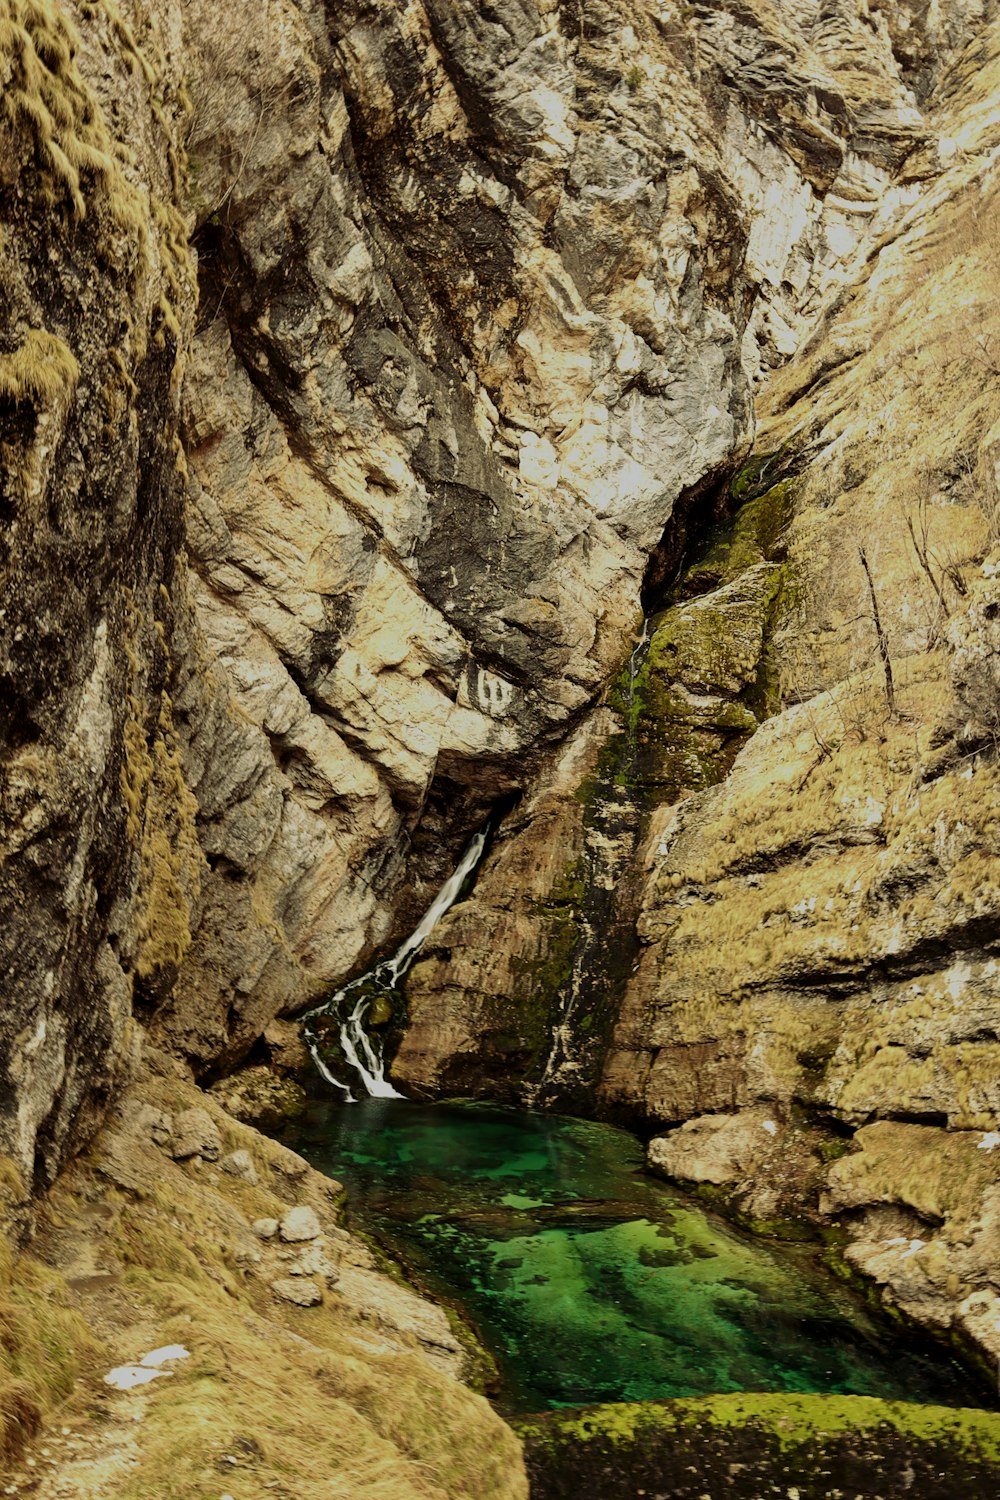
[305,824,491,1101]
[528,612,653,1104]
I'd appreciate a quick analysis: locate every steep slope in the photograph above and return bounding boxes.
[0,0,197,1194]
[0,1055,527,1495]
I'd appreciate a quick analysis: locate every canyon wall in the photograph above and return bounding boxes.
[4,0,964,1190]
[3,0,1000,1380]
[395,0,1000,1092]
[398,6,1000,1368]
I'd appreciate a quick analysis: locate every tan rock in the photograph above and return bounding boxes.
[648,1111,780,1187]
[271,1277,323,1307]
[170,1109,222,1163]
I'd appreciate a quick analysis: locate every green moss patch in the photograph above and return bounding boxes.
[519,1393,1000,1500]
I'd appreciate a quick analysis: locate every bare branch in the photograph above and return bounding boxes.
[859,546,896,717]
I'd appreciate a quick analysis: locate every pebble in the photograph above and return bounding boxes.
[253,1217,279,1240]
[279,1205,321,1243]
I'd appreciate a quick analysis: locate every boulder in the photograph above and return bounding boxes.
[279,1206,322,1243]
[171,1108,222,1162]
[271,1277,323,1308]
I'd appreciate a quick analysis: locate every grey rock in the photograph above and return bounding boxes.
[252,1218,279,1240]
[220,1149,258,1185]
[292,1241,339,1285]
[171,1109,222,1163]
[132,1105,174,1150]
[279,1206,322,1243]
[647,1113,779,1187]
[269,1144,310,1181]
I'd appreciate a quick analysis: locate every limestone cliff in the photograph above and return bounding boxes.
[4,0,1000,1443]
[395,4,1000,1371]
[395,0,1000,1102]
[611,20,1000,1366]
[8,0,973,1188]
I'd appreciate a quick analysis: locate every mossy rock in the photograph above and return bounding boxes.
[682,477,797,596]
[729,451,781,504]
[647,563,783,700]
[367,992,396,1028]
[518,1393,1000,1500]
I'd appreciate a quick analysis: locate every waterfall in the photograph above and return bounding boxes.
[627,613,651,687]
[304,823,491,1101]
[529,610,653,1108]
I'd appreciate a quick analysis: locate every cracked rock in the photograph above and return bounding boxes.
[170,1108,222,1162]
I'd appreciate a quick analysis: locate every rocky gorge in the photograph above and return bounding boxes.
[3,0,1000,1494]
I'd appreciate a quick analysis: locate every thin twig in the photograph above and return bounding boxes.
[859,546,896,717]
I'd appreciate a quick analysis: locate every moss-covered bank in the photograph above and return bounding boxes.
[519,1393,1000,1500]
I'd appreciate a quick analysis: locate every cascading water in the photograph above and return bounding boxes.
[305,823,491,1100]
[626,613,652,698]
[528,612,653,1107]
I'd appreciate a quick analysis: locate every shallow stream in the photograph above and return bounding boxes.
[276,1096,981,1414]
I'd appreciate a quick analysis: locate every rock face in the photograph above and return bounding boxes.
[0,0,196,1194]
[8,0,972,1185]
[391,0,1000,1102]
[390,4,1000,1369]
[3,0,1000,1396]
[601,20,1000,1366]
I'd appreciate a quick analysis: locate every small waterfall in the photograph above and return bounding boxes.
[528,610,654,1109]
[304,823,491,1100]
[627,614,651,688]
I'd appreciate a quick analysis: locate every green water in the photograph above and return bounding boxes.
[278,1098,983,1413]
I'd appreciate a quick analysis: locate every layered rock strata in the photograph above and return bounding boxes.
[7,0,984,1187]
[393,0,998,1097]
[611,21,1000,1366]
[394,7,1000,1369]
[3,0,1000,1397]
